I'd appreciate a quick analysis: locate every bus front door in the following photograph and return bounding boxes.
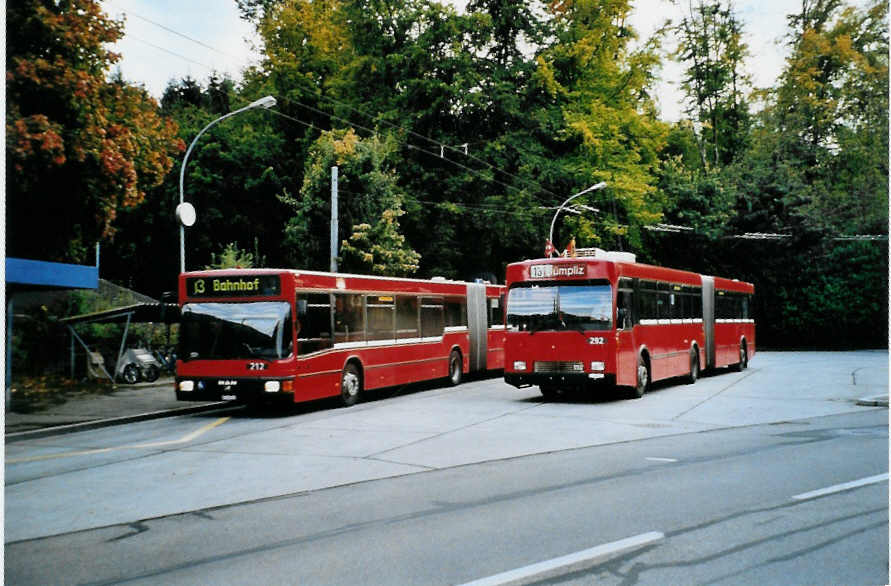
[615,285,636,387]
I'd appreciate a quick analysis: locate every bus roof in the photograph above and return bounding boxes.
[506,256,753,291]
[179,268,505,298]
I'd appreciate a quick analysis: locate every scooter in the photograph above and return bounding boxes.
[116,348,162,384]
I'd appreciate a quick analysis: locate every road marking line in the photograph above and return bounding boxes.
[6,447,115,464]
[459,531,664,586]
[646,457,678,463]
[6,417,231,464]
[128,416,231,448]
[792,473,889,501]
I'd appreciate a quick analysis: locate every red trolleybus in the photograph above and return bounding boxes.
[175,269,505,407]
[503,250,754,399]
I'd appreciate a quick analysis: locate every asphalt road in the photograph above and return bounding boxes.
[5,351,889,584]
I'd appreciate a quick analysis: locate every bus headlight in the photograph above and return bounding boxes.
[264,381,281,393]
[179,380,194,392]
[590,361,605,372]
[513,361,527,371]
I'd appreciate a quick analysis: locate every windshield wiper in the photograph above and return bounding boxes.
[568,321,588,336]
[527,317,560,335]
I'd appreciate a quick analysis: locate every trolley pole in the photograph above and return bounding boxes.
[330,166,339,273]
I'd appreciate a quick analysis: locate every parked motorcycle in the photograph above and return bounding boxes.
[116,348,163,384]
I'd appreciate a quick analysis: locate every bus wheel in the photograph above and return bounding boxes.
[630,355,649,399]
[540,386,559,400]
[448,350,463,386]
[340,363,362,407]
[686,349,699,384]
[732,344,748,372]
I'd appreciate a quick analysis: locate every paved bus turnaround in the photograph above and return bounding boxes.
[175,269,506,407]
[503,250,755,399]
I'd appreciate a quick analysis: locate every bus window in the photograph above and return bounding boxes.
[367,295,396,341]
[488,297,503,327]
[445,297,467,328]
[298,293,333,355]
[396,296,419,340]
[334,294,364,344]
[639,282,657,321]
[421,297,444,338]
[507,283,612,332]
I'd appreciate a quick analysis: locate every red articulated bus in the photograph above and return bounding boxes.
[503,250,755,399]
[175,269,506,407]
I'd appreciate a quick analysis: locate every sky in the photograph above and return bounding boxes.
[101,0,866,122]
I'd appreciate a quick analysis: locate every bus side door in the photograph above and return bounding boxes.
[615,279,636,387]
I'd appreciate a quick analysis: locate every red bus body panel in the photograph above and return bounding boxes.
[177,269,504,405]
[504,257,755,391]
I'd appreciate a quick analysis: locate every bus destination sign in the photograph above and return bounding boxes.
[186,275,281,298]
[529,263,586,279]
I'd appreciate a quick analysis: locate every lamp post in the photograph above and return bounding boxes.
[547,182,607,256]
[177,95,277,274]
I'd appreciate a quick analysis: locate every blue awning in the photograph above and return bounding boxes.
[5,257,99,290]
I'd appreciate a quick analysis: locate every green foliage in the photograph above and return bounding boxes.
[531,0,669,250]
[11,0,885,352]
[340,212,421,276]
[777,241,888,347]
[206,242,259,269]
[280,128,420,275]
[674,0,752,166]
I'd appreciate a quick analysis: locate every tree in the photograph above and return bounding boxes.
[532,0,669,250]
[206,242,260,269]
[772,0,888,234]
[674,0,752,167]
[102,77,293,296]
[280,129,420,276]
[6,0,184,263]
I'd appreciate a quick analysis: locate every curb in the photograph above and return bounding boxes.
[856,395,889,407]
[5,402,235,443]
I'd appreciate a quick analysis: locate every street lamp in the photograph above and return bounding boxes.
[547,182,607,256]
[177,95,277,273]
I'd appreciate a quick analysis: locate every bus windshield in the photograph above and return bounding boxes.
[507,283,612,332]
[180,302,293,361]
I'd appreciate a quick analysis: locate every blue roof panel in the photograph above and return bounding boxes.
[6,258,99,290]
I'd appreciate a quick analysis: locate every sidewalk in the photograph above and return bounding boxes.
[4,377,226,441]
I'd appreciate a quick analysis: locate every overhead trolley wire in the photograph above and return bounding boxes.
[121,10,243,60]
[127,35,215,71]
[108,6,580,203]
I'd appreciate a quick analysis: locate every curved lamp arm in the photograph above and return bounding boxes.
[178,96,276,273]
[547,182,607,256]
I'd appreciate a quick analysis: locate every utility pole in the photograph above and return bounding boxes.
[330,166,339,273]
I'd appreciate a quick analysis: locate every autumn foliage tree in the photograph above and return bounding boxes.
[6,0,184,263]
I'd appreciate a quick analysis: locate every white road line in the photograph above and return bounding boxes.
[646,457,678,463]
[792,473,889,501]
[459,531,664,586]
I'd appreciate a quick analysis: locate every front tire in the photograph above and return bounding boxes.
[122,363,141,384]
[340,362,362,407]
[630,355,649,399]
[448,350,463,386]
[540,385,559,400]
